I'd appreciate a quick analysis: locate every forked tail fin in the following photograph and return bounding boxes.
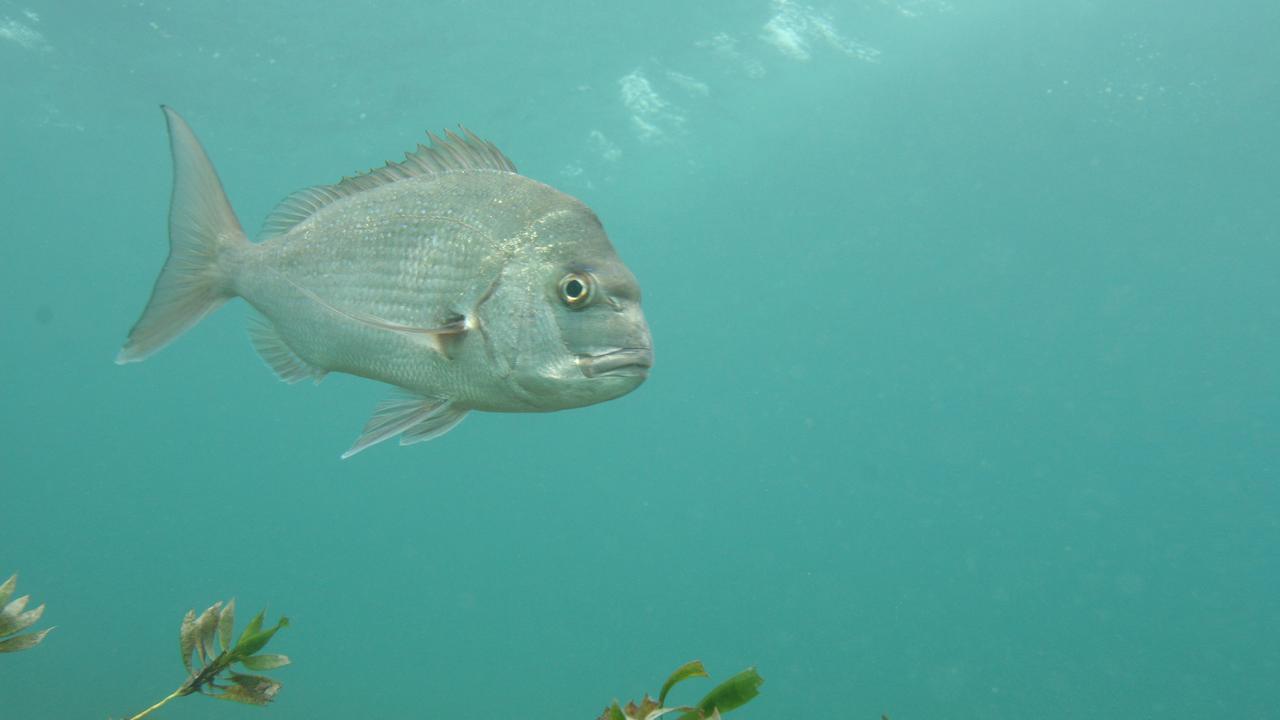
[116,106,248,364]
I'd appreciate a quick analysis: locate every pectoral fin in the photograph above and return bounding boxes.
[341,391,468,459]
[268,268,468,358]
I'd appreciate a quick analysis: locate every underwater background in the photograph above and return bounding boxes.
[2,0,1277,717]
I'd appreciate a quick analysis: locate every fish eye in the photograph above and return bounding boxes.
[559,273,592,308]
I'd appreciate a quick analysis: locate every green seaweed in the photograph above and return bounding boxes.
[7,578,768,719]
[598,661,764,720]
[124,599,290,720]
[0,573,53,654]
[676,667,765,720]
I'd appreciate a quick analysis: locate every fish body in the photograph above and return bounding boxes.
[118,107,652,457]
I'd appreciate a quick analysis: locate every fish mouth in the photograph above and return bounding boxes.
[578,347,654,378]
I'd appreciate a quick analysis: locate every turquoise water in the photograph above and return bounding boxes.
[3,1,1277,717]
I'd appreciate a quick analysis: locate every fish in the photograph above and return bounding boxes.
[117,107,652,458]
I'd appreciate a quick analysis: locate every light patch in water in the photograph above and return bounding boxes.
[761,0,880,63]
[620,69,667,116]
[619,69,685,143]
[0,14,48,50]
[697,32,767,79]
[589,130,622,162]
[882,0,954,18]
[667,71,710,98]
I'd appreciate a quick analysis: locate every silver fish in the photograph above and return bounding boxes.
[118,107,652,458]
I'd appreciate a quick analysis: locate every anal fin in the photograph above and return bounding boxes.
[248,312,327,384]
[398,401,467,445]
[341,391,468,459]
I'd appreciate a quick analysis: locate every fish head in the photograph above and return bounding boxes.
[488,204,652,411]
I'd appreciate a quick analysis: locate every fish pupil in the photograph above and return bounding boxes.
[565,279,585,299]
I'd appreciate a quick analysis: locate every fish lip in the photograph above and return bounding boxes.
[578,347,654,378]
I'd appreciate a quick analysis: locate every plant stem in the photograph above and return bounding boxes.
[126,687,184,720]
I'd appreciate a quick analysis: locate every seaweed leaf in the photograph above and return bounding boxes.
[178,610,197,674]
[193,602,222,665]
[211,673,283,705]
[216,599,235,653]
[0,626,53,653]
[239,653,291,671]
[0,574,53,654]
[680,667,764,720]
[233,616,289,658]
[659,660,709,706]
[237,608,265,647]
[0,594,30,634]
[2,603,45,636]
[0,574,15,607]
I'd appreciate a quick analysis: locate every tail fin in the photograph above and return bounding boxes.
[116,106,248,364]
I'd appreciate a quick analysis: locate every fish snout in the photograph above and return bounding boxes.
[578,346,654,379]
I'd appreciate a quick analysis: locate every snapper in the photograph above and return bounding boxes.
[118,107,652,458]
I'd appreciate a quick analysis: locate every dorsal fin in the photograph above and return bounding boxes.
[259,127,517,239]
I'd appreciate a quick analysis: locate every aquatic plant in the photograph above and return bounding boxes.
[0,573,53,653]
[124,599,290,720]
[598,660,764,720]
[7,580,763,719]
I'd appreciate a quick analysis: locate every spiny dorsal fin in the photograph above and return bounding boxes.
[260,127,517,240]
